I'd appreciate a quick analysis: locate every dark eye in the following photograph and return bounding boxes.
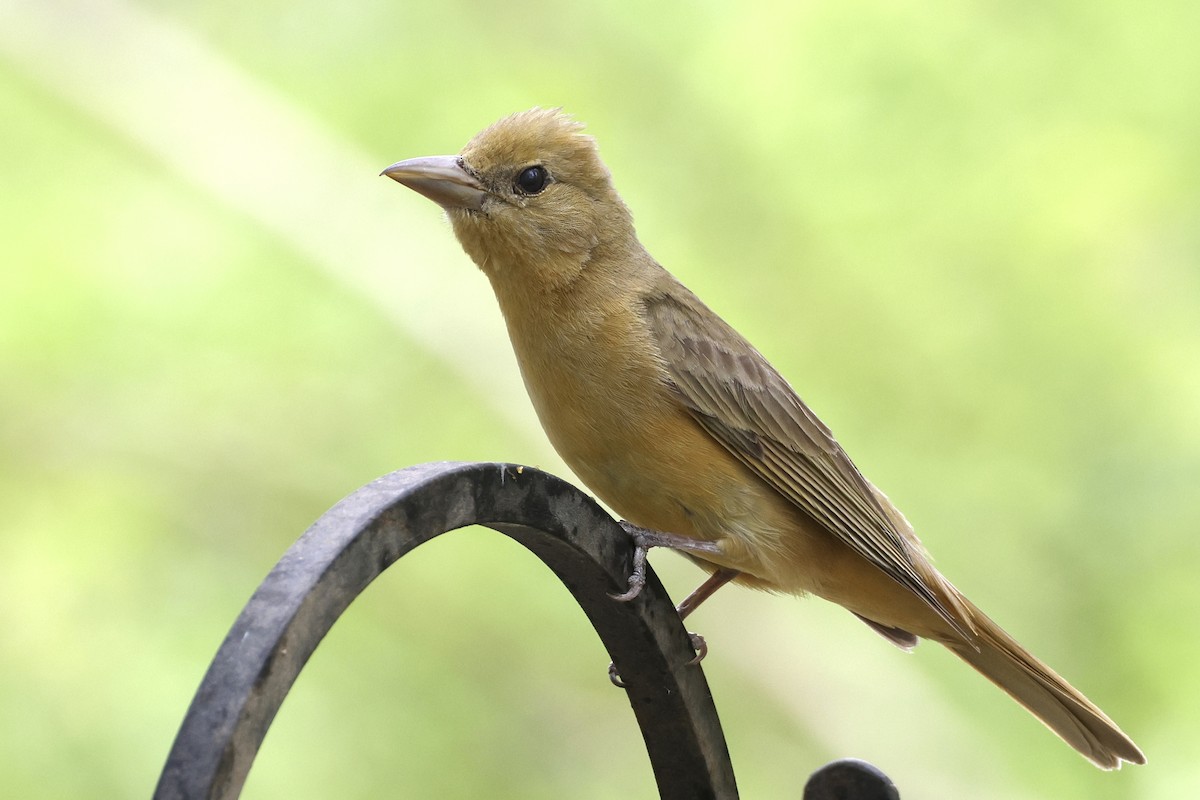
[514,165,550,195]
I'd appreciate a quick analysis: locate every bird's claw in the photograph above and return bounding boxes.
[607,632,707,688]
[608,574,645,602]
[607,661,626,688]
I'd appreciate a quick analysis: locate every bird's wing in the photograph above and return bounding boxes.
[643,288,972,638]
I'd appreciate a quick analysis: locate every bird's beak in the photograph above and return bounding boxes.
[381,155,488,212]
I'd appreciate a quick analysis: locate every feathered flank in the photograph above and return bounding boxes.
[384,108,1146,769]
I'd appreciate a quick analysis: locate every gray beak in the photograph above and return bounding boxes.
[381,155,488,212]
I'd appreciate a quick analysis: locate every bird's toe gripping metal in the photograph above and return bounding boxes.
[609,632,707,688]
[610,521,722,603]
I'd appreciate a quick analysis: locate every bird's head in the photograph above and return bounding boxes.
[383,108,633,288]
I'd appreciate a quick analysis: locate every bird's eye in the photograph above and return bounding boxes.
[514,165,550,195]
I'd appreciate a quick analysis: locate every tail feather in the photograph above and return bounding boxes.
[946,598,1145,769]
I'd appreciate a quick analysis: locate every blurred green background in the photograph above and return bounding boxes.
[2,0,1197,797]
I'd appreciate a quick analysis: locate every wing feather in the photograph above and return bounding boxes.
[644,288,971,637]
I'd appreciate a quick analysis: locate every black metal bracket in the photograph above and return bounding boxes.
[153,462,735,799]
[153,461,899,799]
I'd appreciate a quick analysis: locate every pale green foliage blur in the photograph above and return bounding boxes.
[2,0,1198,797]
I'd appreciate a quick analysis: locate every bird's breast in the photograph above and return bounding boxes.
[501,297,797,572]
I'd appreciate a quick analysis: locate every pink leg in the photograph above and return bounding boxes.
[677,568,740,620]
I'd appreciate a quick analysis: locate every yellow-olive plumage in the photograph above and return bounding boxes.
[383,108,1144,769]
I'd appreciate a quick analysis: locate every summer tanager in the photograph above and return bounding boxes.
[382,108,1144,769]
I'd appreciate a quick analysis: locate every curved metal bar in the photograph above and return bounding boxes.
[153,461,737,800]
[803,758,899,800]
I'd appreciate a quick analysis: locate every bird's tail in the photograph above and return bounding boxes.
[944,597,1145,769]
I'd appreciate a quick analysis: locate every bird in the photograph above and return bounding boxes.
[381,107,1145,769]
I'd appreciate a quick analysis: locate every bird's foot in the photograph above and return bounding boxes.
[608,531,648,602]
[607,661,626,688]
[606,523,723,687]
[607,632,708,689]
[609,521,721,603]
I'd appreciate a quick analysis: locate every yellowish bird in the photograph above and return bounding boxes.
[382,108,1144,769]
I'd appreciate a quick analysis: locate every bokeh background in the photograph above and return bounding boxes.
[2,0,1198,797]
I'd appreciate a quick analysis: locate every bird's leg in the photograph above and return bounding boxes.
[675,568,739,665]
[609,521,722,602]
[677,568,739,621]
